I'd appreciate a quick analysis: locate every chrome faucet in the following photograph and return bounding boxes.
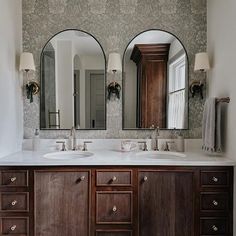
[71,126,77,150]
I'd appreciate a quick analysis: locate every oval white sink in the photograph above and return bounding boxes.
[43,151,94,160]
[136,151,186,160]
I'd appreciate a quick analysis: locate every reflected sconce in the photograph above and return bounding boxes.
[107,52,122,100]
[19,52,39,103]
[190,52,210,99]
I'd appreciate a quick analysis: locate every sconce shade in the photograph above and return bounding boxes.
[107,53,122,73]
[19,52,36,71]
[194,52,210,72]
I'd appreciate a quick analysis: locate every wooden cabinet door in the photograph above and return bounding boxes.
[139,170,195,236]
[35,171,90,236]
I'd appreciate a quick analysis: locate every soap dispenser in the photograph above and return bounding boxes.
[32,129,40,151]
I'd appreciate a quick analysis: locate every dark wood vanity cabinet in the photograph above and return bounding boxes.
[0,166,233,236]
[34,170,90,236]
[138,170,195,236]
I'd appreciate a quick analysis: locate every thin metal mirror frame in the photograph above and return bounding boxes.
[122,29,190,131]
[39,29,107,130]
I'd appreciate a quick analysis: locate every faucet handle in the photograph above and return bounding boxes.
[164,141,175,151]
[82,141,92,151]
[56,141,66,151]
[138,141,148,151]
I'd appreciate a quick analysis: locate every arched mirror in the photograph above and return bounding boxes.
[40,30,106,130]
[123,30,189,130]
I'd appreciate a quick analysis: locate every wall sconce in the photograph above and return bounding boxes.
[190,52,210,99]
[107,52,122,100]
[19,52,39,103]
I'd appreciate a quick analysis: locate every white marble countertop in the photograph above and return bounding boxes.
[0,150,235,166]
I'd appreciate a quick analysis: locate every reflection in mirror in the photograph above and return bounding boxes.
[123,30,188,130]
[40,30,106,130]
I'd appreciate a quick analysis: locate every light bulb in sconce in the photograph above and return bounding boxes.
[190,52,211,99]
[19,52,39,103]
[107,52,122,100]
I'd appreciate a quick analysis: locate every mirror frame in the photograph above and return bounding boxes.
[39,29,107,130]
[122,29,189,131]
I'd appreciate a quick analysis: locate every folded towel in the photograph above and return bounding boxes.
[215,102,222,152]
[202,98,222,152]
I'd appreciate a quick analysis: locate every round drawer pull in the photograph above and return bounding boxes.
[10,225,17,231]
[143,176,148,182]
[112,206,117,212]
[212,200,218,206]
[80,176,85,181]
[10,177,17,182]
[212,176,218,182]
[111,176,117,182]
[11,200,17,206]
[212,225,218,232]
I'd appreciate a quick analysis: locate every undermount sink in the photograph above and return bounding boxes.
[136,151,186,160]
[43,151,94,160]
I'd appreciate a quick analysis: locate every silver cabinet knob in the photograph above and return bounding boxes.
[11,225,17,231]
[111,176,117,182]
[112,206,117,212]
[212,200,218,206]
[11,200,17,206]
[212,225,218,231]
[143,176,148,182]
[80,176,85,181]
[10,177,17,182]
[212,176,218,182]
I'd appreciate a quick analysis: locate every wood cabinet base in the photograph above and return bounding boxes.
[0,166,233,236]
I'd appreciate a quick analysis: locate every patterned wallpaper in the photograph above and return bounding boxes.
[22,0,206,139]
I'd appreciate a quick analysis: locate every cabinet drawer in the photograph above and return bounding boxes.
[96,170,132,186]
[0,217,28,235]
[201,171,229,187]
[96,191,132,224]
[0,171,28,187]
[201,192,229,211]
[200,218,228,235]
[0,192,29,212]
[96,230,132,236]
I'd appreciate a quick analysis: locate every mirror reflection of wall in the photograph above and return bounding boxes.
[40,30,106,130]
[123,30,188,130]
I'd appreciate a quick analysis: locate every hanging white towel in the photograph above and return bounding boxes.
[202,98,222,152]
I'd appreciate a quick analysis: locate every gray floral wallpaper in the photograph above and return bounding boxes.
[22,0,206,139]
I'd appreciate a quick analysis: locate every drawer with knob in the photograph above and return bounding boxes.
[0,217,29,235]
[201,192,229,212]
[0,192,29,212]
[0,170,28,187]
[96,170,132,186]
[96,191,133,224]
[200,217,228,235]
[201,171,229,187]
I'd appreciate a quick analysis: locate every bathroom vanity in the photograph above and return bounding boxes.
[0,151,234,236]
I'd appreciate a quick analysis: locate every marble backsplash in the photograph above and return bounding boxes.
[22,0,207,139]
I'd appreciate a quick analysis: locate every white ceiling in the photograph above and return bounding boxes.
[125,30,178,58]
[50,30,104,56]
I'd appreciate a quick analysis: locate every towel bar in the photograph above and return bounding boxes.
[216,97,230,103]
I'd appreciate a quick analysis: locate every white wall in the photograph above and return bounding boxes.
[0,0,23,158]
[207,0,236,233]
[56,40,73,128]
